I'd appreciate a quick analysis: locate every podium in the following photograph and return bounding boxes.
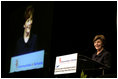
[77,54,110,78]
[54,54,110,78]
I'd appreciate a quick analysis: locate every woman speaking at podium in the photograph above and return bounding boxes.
[92,35,111,68]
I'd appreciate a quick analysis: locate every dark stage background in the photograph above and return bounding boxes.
[2,1,117,78]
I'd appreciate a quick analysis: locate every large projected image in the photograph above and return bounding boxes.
[10,50,45,73]
[54,53,78,75]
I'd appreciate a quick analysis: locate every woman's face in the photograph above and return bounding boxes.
[94,39,103,51]
[24,15,33,33]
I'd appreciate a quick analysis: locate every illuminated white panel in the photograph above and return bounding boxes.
[54,53,78,75]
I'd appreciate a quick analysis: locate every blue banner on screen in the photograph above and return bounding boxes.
[10,50,45,73]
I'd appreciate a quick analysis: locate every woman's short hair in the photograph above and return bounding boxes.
[24,5,34,20]
[93,35,106,45]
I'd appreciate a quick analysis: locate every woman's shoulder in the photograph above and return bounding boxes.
[17,36,23,42]
[92,52,97,57]
[31,33,37,38]
[103,49,111,56]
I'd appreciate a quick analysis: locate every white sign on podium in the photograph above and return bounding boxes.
[54,53,78,75]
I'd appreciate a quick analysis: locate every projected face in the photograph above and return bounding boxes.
[94,39,103,51]
[24,15,33,33]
